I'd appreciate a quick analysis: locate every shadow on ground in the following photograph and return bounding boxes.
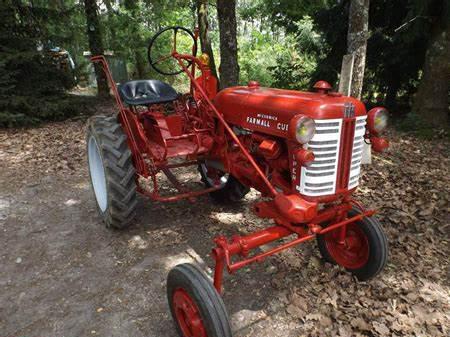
[0,119,448,337]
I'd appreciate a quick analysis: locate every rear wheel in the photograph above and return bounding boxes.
[316,208,388,281]
[167,263,231,337]
[86,115,137,229]
[199,163,249,203]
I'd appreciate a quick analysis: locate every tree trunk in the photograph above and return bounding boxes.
[196,0,219,82]
[413,23,450,127]
[103,0,118,51]
[347,0,370,99]
[217,0,239,88]
[385,76,400,110]
[134,50,146,79]
[124,2,147,80]
[103,0,113,12]
[84,0,109,97]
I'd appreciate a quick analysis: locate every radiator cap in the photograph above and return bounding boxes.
[313,80,332,93]
[248,80,260,88]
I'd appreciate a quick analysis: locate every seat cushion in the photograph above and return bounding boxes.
[118,80,178,106]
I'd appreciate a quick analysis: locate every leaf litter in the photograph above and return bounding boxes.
[0,117,449,337]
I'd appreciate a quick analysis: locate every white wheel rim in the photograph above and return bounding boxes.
[88,136,108,212]
[200,164,228,187]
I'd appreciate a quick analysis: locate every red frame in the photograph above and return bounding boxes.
[90,29,387,293]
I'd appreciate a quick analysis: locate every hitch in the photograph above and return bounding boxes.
[211,208,376,293]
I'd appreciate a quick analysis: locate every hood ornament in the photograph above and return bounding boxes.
[344,102,355,118]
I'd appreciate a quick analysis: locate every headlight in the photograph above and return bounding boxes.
[368,107,388,134]
[289,115,316,144]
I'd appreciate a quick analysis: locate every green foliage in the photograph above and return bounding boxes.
[269,49,319,90]
[0,0,445,129]
[260,0,449,128]
[268,17,326,90]
[259,0,332,33]
[0,95,97,128]
[101,0,196,91]
[238,31,285,86]
[234,0,328,90]
[0,1,79,127]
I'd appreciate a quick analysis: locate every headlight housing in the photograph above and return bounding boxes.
[289,115,316,144]
[367,107,388,134]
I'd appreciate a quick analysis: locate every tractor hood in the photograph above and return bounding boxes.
[213,85,366,138]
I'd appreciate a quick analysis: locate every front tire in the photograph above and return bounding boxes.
[316,208,388,281]
[167,264,232,337]
[86,115,137,229]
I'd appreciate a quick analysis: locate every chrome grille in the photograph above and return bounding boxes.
[298,118,342,196]
[297,116,367,197]
[348,116,367,189]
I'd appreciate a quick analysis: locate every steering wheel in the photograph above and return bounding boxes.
[147,26,197,76]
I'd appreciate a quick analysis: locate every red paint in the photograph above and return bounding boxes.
[274,193,317,223]
[313,80,332,93]
[371,137,389,152]
[248,80,260,88]
[174,54,278,197]
[213,86,366,139]
[90,26,390,298]
[211,209,375,292]
[258,139,281,159]
[172,288,207,337]
[337,118,356,190]
[294,148,315,166]
[367,107,388,135]
[322,223,369,269]
[195,69,217,100]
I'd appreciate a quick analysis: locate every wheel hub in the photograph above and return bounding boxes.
[172,288,207,337]
[88,136,108,212]
[325,223,369,269]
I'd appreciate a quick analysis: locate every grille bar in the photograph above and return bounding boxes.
[298,119,342,196]
[297,116,367,197]
[348,116,367,189]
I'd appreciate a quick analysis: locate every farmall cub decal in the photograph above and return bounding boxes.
[245,113,289,133]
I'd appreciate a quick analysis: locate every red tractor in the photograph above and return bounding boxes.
[87,27,389,337]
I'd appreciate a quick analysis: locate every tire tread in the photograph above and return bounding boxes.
[316,207,388,281]
[86,115,137,229]
[167,263,232,337]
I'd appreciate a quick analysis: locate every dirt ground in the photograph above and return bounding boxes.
[0,113,449,337]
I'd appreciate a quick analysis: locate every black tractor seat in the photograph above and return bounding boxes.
[118,79,178,106]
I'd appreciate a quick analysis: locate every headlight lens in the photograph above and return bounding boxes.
[290,115,316,144]
[368,107,388,134]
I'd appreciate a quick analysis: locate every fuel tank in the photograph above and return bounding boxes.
[213,83,366,138]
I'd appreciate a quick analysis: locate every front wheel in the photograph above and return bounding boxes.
[316,208,388,281]
[167,264,232,337]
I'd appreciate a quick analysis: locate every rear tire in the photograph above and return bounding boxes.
[198,163,249,204]
[86,115,137,229]
[167,263,232,337]
[316,208,388,281]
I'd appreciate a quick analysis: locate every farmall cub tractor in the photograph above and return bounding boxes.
[86,27,389,337]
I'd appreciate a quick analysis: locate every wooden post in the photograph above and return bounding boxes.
[347,0,370,99]
[338,53,355,96]
[340,53,372,164]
